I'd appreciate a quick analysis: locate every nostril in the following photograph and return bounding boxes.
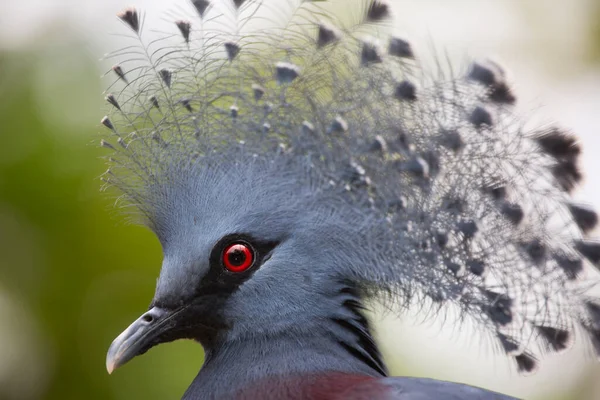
[142,313,154,323]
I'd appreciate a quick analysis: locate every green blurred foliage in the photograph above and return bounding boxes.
[0,43,201,399]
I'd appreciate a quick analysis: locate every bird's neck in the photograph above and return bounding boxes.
[184,292,387,399]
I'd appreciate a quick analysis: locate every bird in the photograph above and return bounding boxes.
[100,0,600,398]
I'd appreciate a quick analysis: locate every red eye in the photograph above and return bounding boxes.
[222,243,254,272]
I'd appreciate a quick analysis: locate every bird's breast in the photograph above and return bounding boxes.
[231,372,392,400]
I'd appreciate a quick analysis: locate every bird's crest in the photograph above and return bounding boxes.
[99,0,600,374]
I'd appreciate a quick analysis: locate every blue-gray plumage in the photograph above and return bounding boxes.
[101,0,600,399]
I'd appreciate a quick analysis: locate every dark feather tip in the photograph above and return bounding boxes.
[275,62,300,84]
[586,301,600,325]
[521,239,546,265]
[435,230,449,249]
[576,240,600,266]
[469,106,493,127]
[230,105,239,118]
[342,162,368,187]
[149,95,160,109]
[180,98,193,113]
[515,353,538,374]
[467,61,515,104]
[301,121,315,135]
[105,94,120,110]
[191,0,211,18]
[500,202,524,226]
[457,220,478,240]
[489,82,516,105]
[568,202,598,233]
[467,259,486,276]
[100,139,116,150]
[467,60,505,86]
[442,196,466,213]
[497,333,519,355]
[366,0,391,22]
[117,7,140,33]
[233,0,247,9]
[112,65,127,83]
[534,127,581,160]
[159,69,172,88]
[397,157,430,179]
[535,326,572,352]
[482,290,513,326]
[361,40,383,66]
[482,181,508,201]
[251,84,265,101]
[225,42,241,61]
[328,116,348,134]
[394,80,417,101]
[440,129,464,152]
[388,37,414,59]
[366,135,387,155]
[101,116,115,131]
[175,20,191,43]
[552,159,582,193]
[446,262,463,276]
[317,23,341,48]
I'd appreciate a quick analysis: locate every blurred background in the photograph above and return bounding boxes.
[0,0,599,399]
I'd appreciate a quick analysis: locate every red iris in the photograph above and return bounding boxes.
[222,243,254,272]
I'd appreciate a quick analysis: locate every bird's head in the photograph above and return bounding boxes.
[105,149,379,373]
[100,0,600,388]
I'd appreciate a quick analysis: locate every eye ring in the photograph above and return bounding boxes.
[222,242,255,273]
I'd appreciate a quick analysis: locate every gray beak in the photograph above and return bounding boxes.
[106,307,172,374]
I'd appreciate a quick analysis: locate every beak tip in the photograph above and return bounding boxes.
[106,349,118,375]
[106,334,126,375]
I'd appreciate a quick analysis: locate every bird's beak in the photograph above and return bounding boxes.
[106,306,177,374]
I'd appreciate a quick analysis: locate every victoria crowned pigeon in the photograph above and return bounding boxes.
[101,1,600,398]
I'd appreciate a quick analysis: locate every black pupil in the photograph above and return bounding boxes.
[228,248,246,266]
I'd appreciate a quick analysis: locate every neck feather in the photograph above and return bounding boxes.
[184,285,387,399]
